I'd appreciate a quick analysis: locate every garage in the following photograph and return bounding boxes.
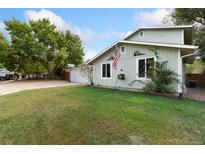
[70,68,89,83]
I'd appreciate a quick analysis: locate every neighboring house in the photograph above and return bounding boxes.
[87,25,198,95]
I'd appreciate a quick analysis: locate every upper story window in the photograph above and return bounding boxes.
[137,57,155,79]
[102,63,111,79]
[139,31,144,37]
[120,46,125,53]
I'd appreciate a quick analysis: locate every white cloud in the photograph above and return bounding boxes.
[81,27,95,44]
[24,9,133,61]
[98,30,125,40]
[0,21,9,39]
[24,9,94,44]
[134,9,173,27]
[84,48,98,61]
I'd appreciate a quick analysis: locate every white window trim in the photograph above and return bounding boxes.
[181,29,184,44]
[93,65,95,81]
[136,56,156,80]
[120,46,126,53]
[177,49,182,93]
[101,62,112,79]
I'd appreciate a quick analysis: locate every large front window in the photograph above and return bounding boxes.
[102,63,111,78]
[137,57,154,79]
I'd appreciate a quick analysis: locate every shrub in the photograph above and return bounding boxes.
[79,64,93,85]
[143,62,178,94]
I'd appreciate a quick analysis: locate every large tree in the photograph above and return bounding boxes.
[3,18,84,79]
[0,33,12,70]
[171,8,205,60]
[4,18,40,75]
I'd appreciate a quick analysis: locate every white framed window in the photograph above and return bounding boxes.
[136,57,155,79]
[101,63,112,79]
[120,46,126,53]
[139,31,144,37]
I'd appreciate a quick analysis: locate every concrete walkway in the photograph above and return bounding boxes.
[184,87,205,102]
[0,80,79,96]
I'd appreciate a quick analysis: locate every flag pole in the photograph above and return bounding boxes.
[114,43,118,89]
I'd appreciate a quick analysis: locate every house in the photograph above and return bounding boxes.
[87,25,198,95]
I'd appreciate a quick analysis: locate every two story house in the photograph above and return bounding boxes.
[87,25,198,95]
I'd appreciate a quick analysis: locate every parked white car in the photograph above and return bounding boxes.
[0,68,14,80]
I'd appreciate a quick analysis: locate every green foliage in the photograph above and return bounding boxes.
[143,62,178,94]
[0,33,19,72]
[171,9,205,25]
[186,60,205,74]
[0,63,4,68]
[1,18,84,79]
[4,18,38,74]
[171,8,205,60]
[29,19,84,78]
[143,81,155,92]
[0,33,11,67]
[79,64,93,85]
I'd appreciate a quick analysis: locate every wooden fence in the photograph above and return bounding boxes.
[186,74,205,87]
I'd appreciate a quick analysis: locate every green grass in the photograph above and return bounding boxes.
[0,86,205,144]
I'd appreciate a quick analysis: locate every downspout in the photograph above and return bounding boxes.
[179,50,198,95]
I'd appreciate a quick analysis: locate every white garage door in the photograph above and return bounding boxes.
[70,68,88,83]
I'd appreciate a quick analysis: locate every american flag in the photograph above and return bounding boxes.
[112,48,121,70]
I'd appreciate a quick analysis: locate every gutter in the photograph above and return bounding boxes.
[180,50,198,60]
[179,49,198,95]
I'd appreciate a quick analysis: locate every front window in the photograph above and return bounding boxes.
[102,63,111,78]
[137,57,154,79]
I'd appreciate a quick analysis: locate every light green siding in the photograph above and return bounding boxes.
[126,29,183,44]
[92,44,180,92]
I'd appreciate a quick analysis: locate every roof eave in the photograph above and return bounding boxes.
[87,40,198,65]
[120,40,198,50]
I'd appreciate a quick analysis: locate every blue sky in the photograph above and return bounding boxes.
[0,8,171,60]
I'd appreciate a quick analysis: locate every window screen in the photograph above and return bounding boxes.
[102,64,106,77]
[102,63,111,78]
[138,59,145,77]
[107,64,111,77]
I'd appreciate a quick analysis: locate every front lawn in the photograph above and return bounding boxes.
[0,86,205,144]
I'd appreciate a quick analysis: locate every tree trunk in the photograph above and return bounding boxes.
[48,71,55,79]
[35,62,39,80]
[43,63,57,80]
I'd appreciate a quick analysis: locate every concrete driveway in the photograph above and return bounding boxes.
[0,80,79,96]
[184,87,205,102]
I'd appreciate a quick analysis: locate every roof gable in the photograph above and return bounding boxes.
[87,25,196,64]
[123,25,193,40]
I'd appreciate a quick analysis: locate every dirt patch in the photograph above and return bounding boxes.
[0,80,79,96]
[95,120,120,134]
[129,134,144,144]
